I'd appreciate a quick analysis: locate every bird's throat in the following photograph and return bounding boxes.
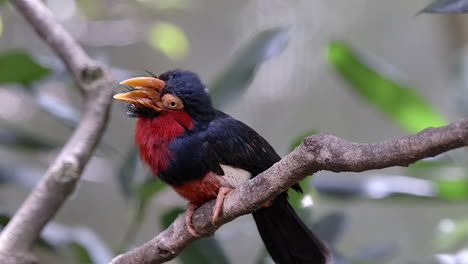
[135,112,192,176]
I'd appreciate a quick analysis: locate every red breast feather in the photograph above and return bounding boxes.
[135,112,188,176]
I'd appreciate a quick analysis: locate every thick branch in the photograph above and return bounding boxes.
[0,0,114,263]
[111,118,468,264]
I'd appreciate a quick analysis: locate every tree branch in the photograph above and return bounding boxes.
[0,0,115,263]
[111,118,468,264]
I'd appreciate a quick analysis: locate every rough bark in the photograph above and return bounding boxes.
[111,119,468,264]
[0,0,115,263]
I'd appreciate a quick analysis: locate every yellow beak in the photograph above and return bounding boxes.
[114,77,166,110]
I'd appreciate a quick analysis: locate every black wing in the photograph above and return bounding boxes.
[204,111,281,176]
[204,111,302,193]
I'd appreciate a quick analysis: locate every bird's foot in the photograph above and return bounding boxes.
[185,202,200,237]
[261,200,272,207]
[212,186,234,227]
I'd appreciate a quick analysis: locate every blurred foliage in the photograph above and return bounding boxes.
[0,14,3,37]
[210,27,289,106]
[1,1,467,261]
[421,0,468,13]
[436,218,468,250]
[148,22,189,61]
[161,208,230,264]
[69,242,93,264]
[0,51,51,85]
[0,213,112,263]
[312,212,348,246]
[139,0,190,11]
[326,41,446,133]
[436,178,468,200]
[0,128,58,150]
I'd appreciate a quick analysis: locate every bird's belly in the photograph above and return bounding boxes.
[218,164,251,188]
[170,164,251,204]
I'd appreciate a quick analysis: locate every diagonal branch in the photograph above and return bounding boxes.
[111,118,468,264]
[0,0,115,263]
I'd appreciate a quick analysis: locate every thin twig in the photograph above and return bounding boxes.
[0,0,115,263]
[111,118,468,264]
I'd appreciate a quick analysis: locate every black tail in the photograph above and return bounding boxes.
[252,194,330,264]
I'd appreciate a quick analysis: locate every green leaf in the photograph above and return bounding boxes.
[436,178,468,200]
[68,242,93,264]
[326,41,446,133]
[421,0,468,13]
[147,22,189,61]
[289,130,320,151]
[161,207,185,229]
[0,51,51,85]
[210,27,289,106]
[161,208,231,264]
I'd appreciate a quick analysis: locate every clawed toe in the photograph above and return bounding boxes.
[185,203,200,237]
[212,186,233,227]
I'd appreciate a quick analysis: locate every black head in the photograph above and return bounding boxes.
[114,70,215,122]
[159,70,214,120]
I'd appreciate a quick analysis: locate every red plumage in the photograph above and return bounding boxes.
[116,70,330,263]
[135,111,192,176]
[171,172,222,204]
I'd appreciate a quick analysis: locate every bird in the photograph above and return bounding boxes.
[113,69,330,264]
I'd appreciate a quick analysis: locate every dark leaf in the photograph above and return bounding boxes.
[0,51,51,85]
[161,207,185,229]
[289,130,320,151]
[161,208,231,264]
[0,127,58,150]
[311,211,348,246]
[0,214,9,226]
[136,177,167,218]
[254,249,269,264]
[326,41,446,133]
[69,242,93,264]
[210,27,289,106]
[117,148,140,200]
[421,0,468,13]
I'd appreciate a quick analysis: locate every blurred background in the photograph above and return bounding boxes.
[1,0,468,263]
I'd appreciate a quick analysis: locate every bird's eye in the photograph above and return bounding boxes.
[161,94,183,110]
